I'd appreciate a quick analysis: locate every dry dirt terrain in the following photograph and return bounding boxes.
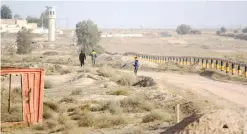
[1,30,247,134]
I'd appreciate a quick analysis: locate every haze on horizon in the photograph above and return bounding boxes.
[2,1,247,29]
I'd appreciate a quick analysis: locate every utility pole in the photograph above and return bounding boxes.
[42,16,43,28]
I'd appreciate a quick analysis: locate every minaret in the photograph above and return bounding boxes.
[46,6,56,41]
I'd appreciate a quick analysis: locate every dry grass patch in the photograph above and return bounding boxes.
[107,87,131,96]
[78,112,126,128]
[70,88,82,95]
[44,101,59,112]
[43,51,59,56]
[1,88,23,122]
[117,73,137,86]
[104,100,123,114]
[59,97,77,104]
[60,69,72,75]
[142,110,167,123]
[120,94,155,113]
[97,64,117,77]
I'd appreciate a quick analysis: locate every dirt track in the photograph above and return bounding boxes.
[123,70,247,108]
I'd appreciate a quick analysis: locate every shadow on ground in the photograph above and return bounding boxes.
[160,113,202,134]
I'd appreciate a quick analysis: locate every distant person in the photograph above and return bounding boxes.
[90,50,97,67]
[79,50,86,67]
[133,56,139,75]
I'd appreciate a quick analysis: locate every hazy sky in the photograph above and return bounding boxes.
[2,1,247,29]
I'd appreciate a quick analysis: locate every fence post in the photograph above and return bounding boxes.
[187,57,190,65]
[176,104,180,123]
[180,58,183,65]
[221,60,224,71]
[8,74,12,113]
[245,65,247,77]
[216,60,219,70]
[232,63,235,75]
[238,64,241,75]
[206,59,209,68]
[211,59,214,69]
[226,62,229,74]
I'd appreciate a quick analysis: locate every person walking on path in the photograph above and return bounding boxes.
[90,50,97,67]
[79,50,86,67]
[133,56,139,75]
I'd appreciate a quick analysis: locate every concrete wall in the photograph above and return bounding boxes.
[1,19,16,25]
[1,19,38,33]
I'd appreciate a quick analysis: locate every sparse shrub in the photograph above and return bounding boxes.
[107,88,130,96]
[44,80,53,89]
[89,103,105,112]
[57,114,69,124]
[176,24,191,35]
[78,112,95,127]
[142,110,165,123]
[16,27,33,54]
[43,51,59,56]
[97,65,116,77]
[190,30,201,35]
[160,32,172,37]
[78,112,126,128]
[220,27,226,33]
[60,69,71,75]
[71,88,82,95]
[95,113,126,128]
[117,73,137,86]
[44,101,59,112]
[216,30,221,35]
[43,110,53,119]
[120,95,154,112]
[105,100,123,114]
[33,123,45,130]
[243,27,247,33]
[59,97,77,103]
[44,119,58,129]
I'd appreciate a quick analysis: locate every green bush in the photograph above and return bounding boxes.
[220,27,226,33]
[176,24,191,35]
[242,27,247,33]
[16,27,33,54]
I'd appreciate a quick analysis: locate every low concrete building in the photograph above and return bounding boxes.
[0,19,38,33]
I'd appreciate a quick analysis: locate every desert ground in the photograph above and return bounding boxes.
[1,29,247,134]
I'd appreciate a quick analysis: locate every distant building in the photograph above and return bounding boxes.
[0,19,38,33]
[101,33,143,38]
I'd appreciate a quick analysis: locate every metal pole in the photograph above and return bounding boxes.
[176,104,180,123]
[8,74,12,113]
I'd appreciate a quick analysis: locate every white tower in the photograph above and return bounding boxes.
[46,6,56,41]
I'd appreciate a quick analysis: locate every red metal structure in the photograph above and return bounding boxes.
[1,67,44,125]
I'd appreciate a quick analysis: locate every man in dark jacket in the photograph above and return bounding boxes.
[133,56,139,75]
[79,50,86,67]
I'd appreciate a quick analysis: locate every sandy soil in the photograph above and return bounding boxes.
[121,70,247,108]
[1,30,247,134]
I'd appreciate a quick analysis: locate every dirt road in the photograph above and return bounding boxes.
[123,70,247,108]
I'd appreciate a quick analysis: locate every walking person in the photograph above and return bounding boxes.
[90,50,97,67]
[133,56,139,75]
[79,50,86,67]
